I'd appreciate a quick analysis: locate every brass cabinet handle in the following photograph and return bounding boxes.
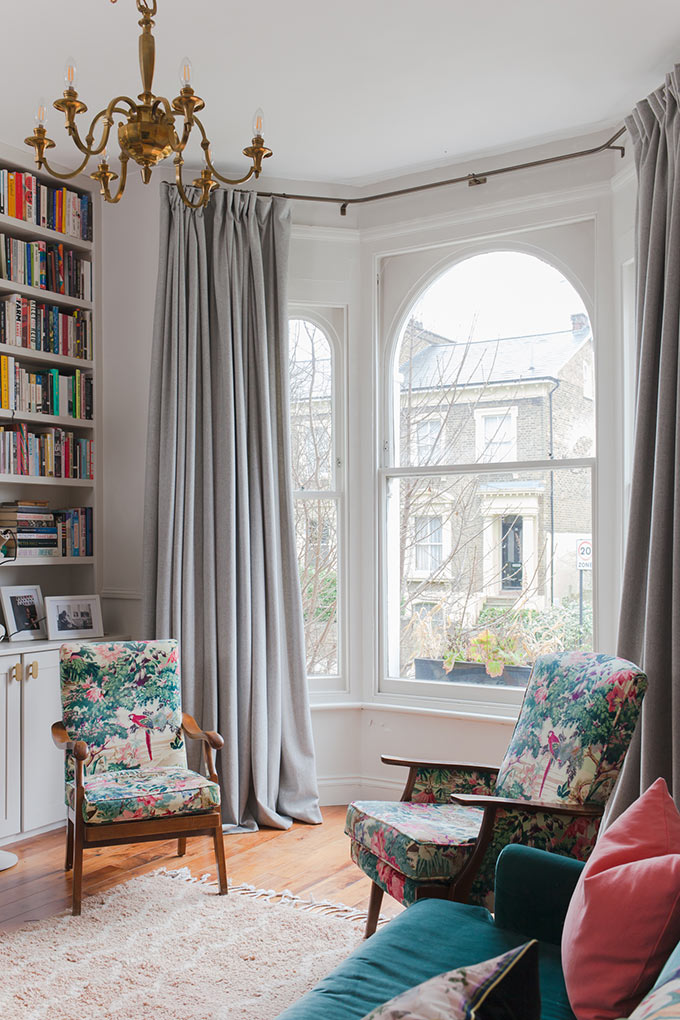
[9,662,23,683]
[26,660,39,680]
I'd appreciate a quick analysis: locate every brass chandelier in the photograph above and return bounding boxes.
[24,0,272,209]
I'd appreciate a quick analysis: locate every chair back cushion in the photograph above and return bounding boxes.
[61,640,187,782]
[495,651,646,805]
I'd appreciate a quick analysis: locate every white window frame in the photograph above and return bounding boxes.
[415,417,441,465]
[378,250,597,718]
[474,406,518,462]
[414,514,444,573]
[288,307,346,694]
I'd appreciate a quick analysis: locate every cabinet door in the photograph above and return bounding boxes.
[21,650,67,832]
[0,654,21,839]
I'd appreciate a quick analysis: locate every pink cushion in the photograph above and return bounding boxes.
[561,778,680,1020]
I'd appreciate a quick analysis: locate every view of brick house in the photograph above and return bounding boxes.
[288,304,595,683]
[396,311,595,679]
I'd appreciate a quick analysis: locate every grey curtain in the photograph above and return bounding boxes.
[143,183,322,831]
[607,67,680,821]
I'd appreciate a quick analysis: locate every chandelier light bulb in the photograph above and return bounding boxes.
[252,107,264,138]
[178,57,193,89]
[64,58,78,90]
[34,99,48,129]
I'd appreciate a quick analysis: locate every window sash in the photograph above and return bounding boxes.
[378,458,596,710]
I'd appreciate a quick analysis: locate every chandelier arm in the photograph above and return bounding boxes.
[66,116,112,159]
[173,118,193,154]
[99,157,129,204]
[174,159,210,210]
[41,152,93,181]
[208,165,256,187]
[65,96,135,158]
[192,117,256,187]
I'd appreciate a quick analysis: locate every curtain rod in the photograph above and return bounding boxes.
[251,126,627,216]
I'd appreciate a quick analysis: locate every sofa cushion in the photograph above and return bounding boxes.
[66,765,220,824]
[561,778,680,1020]
[346,800,482,881]
[276,898,574,1020]
[360,940,540,1020]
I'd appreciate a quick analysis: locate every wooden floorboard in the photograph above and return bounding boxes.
[0,805,403,932]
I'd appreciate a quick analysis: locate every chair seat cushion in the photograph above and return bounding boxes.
[346,800,483,881]
[66,765,220,825]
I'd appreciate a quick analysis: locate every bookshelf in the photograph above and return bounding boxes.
[0,140,100,603]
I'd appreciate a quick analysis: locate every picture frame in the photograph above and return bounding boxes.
[44,594,104,641]
[0,585,47,641]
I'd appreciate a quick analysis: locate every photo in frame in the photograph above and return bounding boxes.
[0,585,47,641]
[45,595,104,641]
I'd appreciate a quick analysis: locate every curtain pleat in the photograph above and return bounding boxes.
[143,184,322,831]
[606,66,680,821]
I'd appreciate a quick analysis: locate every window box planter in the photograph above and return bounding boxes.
[413,657,531,688]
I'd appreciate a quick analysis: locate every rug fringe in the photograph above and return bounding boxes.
[156,866,387,925]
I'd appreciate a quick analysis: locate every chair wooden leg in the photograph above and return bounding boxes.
[212,821,228,894]
[365,881,384,938]
[72,818,84,916]
[65,819,74,871]
[177,836,187,857]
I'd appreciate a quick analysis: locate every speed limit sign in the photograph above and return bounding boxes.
[576,539,592,571]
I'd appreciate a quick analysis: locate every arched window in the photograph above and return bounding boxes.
[383,251,594,694]
[289,316,343,682]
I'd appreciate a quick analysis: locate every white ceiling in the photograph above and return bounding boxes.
[2,0,679,186]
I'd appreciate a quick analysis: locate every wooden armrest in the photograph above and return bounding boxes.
[451,792,604,817]
[182,713,224,750]
[381,755,498,773]
[51,720,88,761]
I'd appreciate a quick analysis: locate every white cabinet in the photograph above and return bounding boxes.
[0,635,127,842]
[22,650,67,832]
[0,654,21,838]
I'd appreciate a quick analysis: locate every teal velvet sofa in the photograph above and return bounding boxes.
[275,844,655,1020]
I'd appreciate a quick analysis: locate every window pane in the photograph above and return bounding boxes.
[395,253,594,467]
[289,319,333,490]
[386,468,593,688]
[295,498,338,676]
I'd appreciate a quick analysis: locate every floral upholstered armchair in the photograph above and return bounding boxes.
[51,640,227,914]
[346,651,646,936]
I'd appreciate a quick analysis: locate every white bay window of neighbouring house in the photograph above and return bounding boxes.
[383,251,595,697]
[289,316,342,683]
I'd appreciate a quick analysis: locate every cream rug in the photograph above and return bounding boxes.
[0,869,373,1020]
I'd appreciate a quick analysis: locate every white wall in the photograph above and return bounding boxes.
[98,135,637,804]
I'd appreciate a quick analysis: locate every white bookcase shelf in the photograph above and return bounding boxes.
[4,555,94,567]
[0,212,92,253]
[0,141,100,603]
[0,277,92,311]
[0,342,92,371]
[0,408,94,430]
[0,473,94,487]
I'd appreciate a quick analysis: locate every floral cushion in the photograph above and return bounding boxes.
[360,941,540,1020]
[61,640,187,783]
[623,972,680,1019]
[66,765,220,824]
[346,800,482,881]
[495,652,647,804]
